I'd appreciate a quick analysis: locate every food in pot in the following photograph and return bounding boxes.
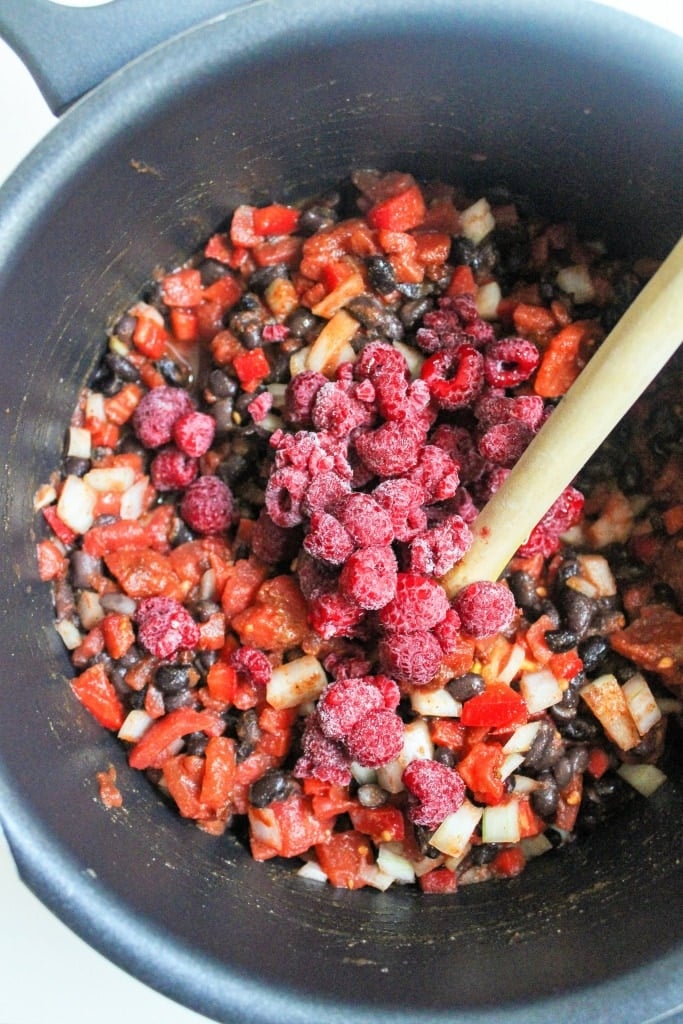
[35,170,682,892]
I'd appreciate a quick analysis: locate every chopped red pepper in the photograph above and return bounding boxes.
[314,830,373,888]
[232,347,271,393]
[199,735,237,812]
[161,268,203,308]
[492,846,526,878]
[367,183,426,232]
[70,663,125,732]
[349,804,405,844]
[419,866,458,894]
[457,740,507,805]
[459,683,528,729]
[252,204,299,237]
[132,315,168,359]
[42,504,78,547]
[128,707,225,770]
[36,539,68,581]
[446,264,478,297]
[101,612,135,660]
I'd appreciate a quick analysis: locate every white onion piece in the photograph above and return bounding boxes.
[498,643,526,684]
[393,340,424,378]
[476,280,501,321]
[519,668,564,714]
[357,861,396,891]
[500,752,525,780]
[580,674,640,751]
[77,590,104,630]
[85,390,105,423]
[118,709,154,743]
[67,426,92,460]
[56,474,97,534]
[503,720,542,754]
[617,763,667,797]
[520,833,554,859]
[410,688,462,718]
[460,197,495,244]
[621,673,662,736]
[266,655,327,710]
[350,763,378,786]
[481,801,521,844]
[377,720,434,794]
[576,553,617,597]
[296,860,328,884]
[430,800,483,858]
[119,476,149,521]
[54,618,83,650]
[556,264,595,304]
[376,845,416,884]
[510,774,540,794]
[84,465,136,493]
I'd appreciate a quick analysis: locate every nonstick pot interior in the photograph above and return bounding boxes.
[0,3,681,1022]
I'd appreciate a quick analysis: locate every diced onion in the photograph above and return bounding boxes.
[350,763,378,786]
[118,709,154,743]
[393,340,425,378]
[555,264,595,304]
[500,752,525,780]
[120,476,149,521]
[266,655,327,710]
[56,474,97,534]
[430,800,483,857]
[580,674,640,751]
[410,688,462,718]
[621,673,662,736]
[510,774,540,794]
[296,860,328,883]
[289,347,310,378]
[305,310,358,377]
[77,590,104,630]
[617,762,667,797]
[376,845,416,884]
[481,801,521,844]
[497,642,526,684]
[576,554,617,597]
[519,667,564,715]
[460,197,495,244]
[85,390,105,423]
[520,833,554,859]
[357,861,396,891]
[503,720,541,754]
[54,618,83,650]
[67,426,92,460]
[476,280,501,321]
[377,719,434,794]
[84,465,136,493]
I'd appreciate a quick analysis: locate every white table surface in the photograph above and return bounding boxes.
[0,2,681,1023]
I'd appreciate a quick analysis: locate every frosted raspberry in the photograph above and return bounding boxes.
[251,510,301,566]
[420,346,485,410]
[345,709,405,767]
[448,486,480,524]
[432,608,462,654]
[296,550,338,601]
[379,629,443,684]
[247,391,274,423]
[308,589,364,640]
[474,466,510,504]
[311,381,373,437]
[132,385,195,449]
[430,424,486,485]
[372,478,427,542]
[262,322,290,343]
[264,467,309,527]
[517,485,585,558]
[136,596,200,659]
[283,371,327,427]
[294,713,351,786]
[323,650,373,681]
[231,646,272,686]
[453,580,516,637]
[406,445,460,503]
[172,411,216,458]
[484,337,540,388]
[317,677,384,740]
[180,475,235,534]
[354,340,409,390]
[416,294,495,353]
[379,572,449,632]
[369,673,402,710]
[478,419,533,466]
[301,471,351,517]
[304,511,356,565]
[409,515,473,576]
[402,758,466,828]
[150,447,198,491]
[339,545,398,611]
[334,492,394,547]
[354,420,426,477]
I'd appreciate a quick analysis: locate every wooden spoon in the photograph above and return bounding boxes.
[441,236,683,598]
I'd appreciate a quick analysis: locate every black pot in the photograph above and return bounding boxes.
[0,3,681,1022]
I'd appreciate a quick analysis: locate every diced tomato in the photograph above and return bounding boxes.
[70,625,105,668]
[210,329,245,368]
[128,707,225,770]
[586,746,611,779]
[548,649,583,682]
[457,741,506,805]
[314,830,373,889]
[36,539,68,581]
[348,805,405,844]
[253,236,303,268]
[168,537,231,590]
[524,613,556,665]
[258,705,297,734]
[232,347,271,393]
[249,794,332,860]
[42,504,78,546]
[459,683,528,729]
[70,662,125,731]
[103,382,143,425]
[232,676,262,710]
[196,612,226,651]
[170,308,200,343]
[206,660,238,705]
[230,205,259,247]
[302,780,357,820]
[492,846,526,878]
[162,754,207,819]
[428,717,467,753]
[257,729,292,759]
[104,548,185,601]
[204,232,233,263]
[446,264,477,297]
[534,320,600,398]
[96,765,123,809]
[413,231,451,266]
[419,866,458,894]
[220,557,269,618]
[516,796,546,838]
[512,302,557,337]
[101,612,135,660]
[231,575,309,651]
[161,268,203,308]
[202,273,243,313]
[144,683,166,719]
[252,204,300,237]
[199,735,237,812]
[133,315,168,359]
[367,183,426,232]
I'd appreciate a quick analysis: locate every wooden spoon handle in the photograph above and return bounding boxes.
[442,236,683,597]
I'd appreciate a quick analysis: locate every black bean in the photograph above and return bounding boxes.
[298,206,337,235]
[63,456,91,477]
[560,589,595,638]
[157,356,190,387]
[70,549,103,589]
[248,264,289,293]
[249,770,301,808]
[578,635,610,675]
[552,747,588,789]
[191,599,221,622]
[544,628,579,654]
[470,843,499,866]
[200,259,230,285]
[105,351,140,382]
[524,720,564,770]
[549,686,580,724]
[54,578,76,620]
[286,306,320,340]
[555,559,580,587]
[400,296,433,330]
[346,295,404,342]
[155,664,191,694]
[531,773,559,817]
[99,592,136,616]
[208,369,239,399]
[185,731,209,756]
[559,715,600,742]
[447,672,486,703]
[538,600,560,626]
[413,825,441,858]
[357,783,387,808]
[164,689,195,712]
[433,746,457,767]
[195,649,218,671]
[112,313,137,342]
[117,643,142,669]
[508,570,540,613]
[450,236,478,268]
[90,363,120,396]
[217,451,249,486]
[236,709,261,762]
[366,256,398,295]
[211,397,236,435]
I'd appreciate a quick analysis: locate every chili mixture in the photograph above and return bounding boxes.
[36,170,682,893]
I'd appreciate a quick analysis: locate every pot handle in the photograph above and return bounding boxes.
[0,0,249,114]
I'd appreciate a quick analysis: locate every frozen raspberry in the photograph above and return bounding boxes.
[478,419,533,466]
[311,381,373,438]
[132,385,195,449]
[308,589,364,640]
[354,420,426,477]
[379,629,443,684]
[180,475,234,534]
[317,677,384,740]
[354,340,409,390]
[247,391,274,423]
[323,650,373,681]
[135,596,200,660]
[262,322,290,343]
[406,445,460,503]
[296,550,338,602]
[379,572,449,632]
[172,411,216,458]
[265,466,310,527]
[432,608,462,654]
[474,466,510,505]
[339,545,398,611]
[334,492,394,547]
[231,646,272,686]
[408,515,473,577]
[372,478,427,542]
[402,758,466,828]
[251,510,301,566]
[416,294,495,353]
[517,485,585,558]
[283,371,327,427]
[452,580,516,637]
[301,471,351,517]
[476,392,546,434]
[420,346,485,410]
[304,510,356,565]
[430,424,486,485]
[150,447,198,491]
[345,709,405,767]
[484,337,540,388]
[448,486,480,524]
[369,673,401,711]
[294,713,351,786]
